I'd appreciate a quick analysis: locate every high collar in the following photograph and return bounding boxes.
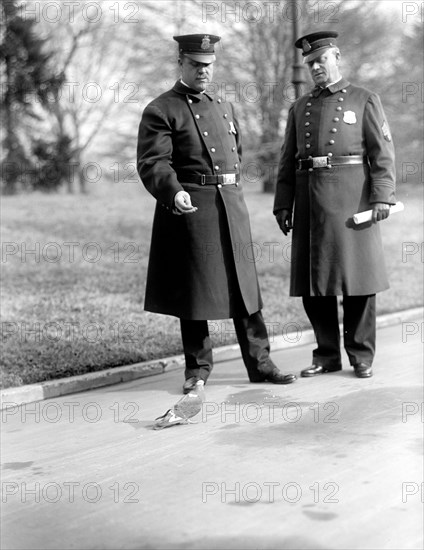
[172,80,213,101]
[311,77,350,97]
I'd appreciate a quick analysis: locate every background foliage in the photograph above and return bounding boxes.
[0,0,422,192]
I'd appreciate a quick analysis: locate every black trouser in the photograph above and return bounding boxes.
[302,295,376,368]
[180,311,272,382]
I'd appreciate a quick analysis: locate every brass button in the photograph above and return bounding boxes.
[305,132,311,137]
[305,143,311,149]
[341,89,347,93]
[203,131,208,136]
[308,168,313,172]
[336,106,342,111]
[224,114,228,118]
[234,163,238,168]
[188,99,193,104]
[215,165,220,170]
[195,114,200,119]
[305,122,310,127]
[329,139,335,145]
[232,147,236,151]
[217,183,222,188]
[331,128,337,133]
[217,99,222,103]
[328,152,333,157]
[333,117,340,122]
[211,147,216,153]
[338,97,344,102]
[306,102,312,106]
[305,112,311,116]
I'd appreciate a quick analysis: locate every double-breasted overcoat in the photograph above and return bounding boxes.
[274,78,396,296]
[137,81,262,320]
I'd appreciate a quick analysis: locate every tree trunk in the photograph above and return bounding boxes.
[3,53,19,194]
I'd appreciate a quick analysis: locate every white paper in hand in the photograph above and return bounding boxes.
[353,201,404,225]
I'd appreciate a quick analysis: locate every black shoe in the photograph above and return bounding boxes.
[251,364,297,385]
[353,363,373,378]
[182,377,198,394]
[265,369,297,384]
[300,365,342,378]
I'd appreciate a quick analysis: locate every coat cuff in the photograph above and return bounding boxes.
[369,180,397,205]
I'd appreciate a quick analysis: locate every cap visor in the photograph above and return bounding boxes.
[184,53,216,63]
[303,46,331,63]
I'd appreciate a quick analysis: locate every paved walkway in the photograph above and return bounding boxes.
[1,318,423,550]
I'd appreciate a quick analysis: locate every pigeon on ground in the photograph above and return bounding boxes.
[153,380,205,430]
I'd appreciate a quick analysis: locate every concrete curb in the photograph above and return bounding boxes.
[1,307,422,409]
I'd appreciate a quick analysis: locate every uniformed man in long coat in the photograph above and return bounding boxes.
[274,31,396,379]
[137,34,296,393]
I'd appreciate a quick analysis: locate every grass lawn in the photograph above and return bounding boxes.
[1,178,422,388]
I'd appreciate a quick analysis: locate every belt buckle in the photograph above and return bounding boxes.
[222,173,236,185]
[312,156,329,169]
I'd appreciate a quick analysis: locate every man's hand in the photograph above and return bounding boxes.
[372,202,390,223]
[275,209,293,235]
[173,191,198,215]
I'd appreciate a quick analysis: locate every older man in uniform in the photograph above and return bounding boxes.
[274,31,396,379]
[137,34,296,393]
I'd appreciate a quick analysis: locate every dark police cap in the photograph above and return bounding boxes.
[173,34,221,63]
[295,31,339,63]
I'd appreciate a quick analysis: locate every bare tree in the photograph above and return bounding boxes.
[35,0,162,192]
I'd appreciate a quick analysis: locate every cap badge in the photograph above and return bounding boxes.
[201,36,211,50]
[302,39,311,52]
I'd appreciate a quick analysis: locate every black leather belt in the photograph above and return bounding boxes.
[177,173,240,186]
[298,155,366,170]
